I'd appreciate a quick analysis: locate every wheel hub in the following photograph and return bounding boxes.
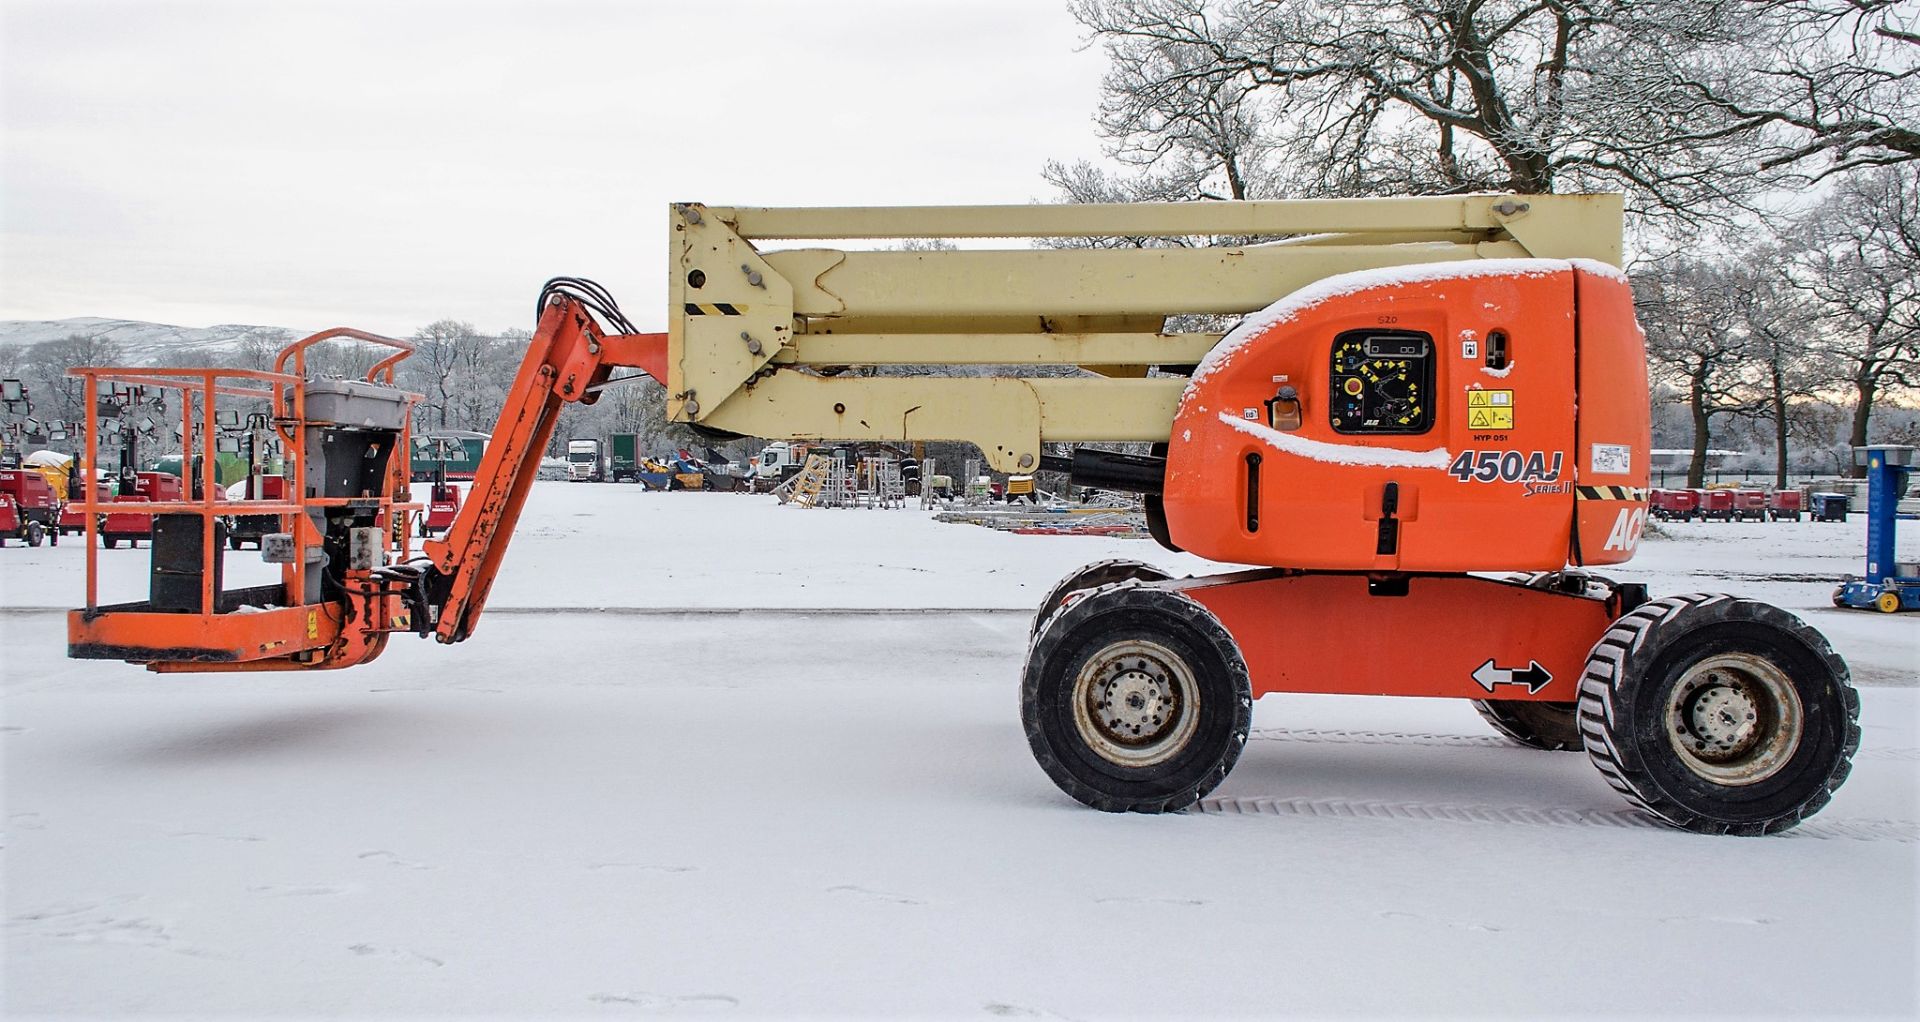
[1071,640,1200,768]
[1666,654,1803,785]
[1687,682,1760,757]
[1098,668,1176,742]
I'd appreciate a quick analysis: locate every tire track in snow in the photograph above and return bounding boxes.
[1248,726,1511,749]
[1249,726,1919,761]
[1191,795,1918,842]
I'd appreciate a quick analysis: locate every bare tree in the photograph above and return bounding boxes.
[1722,253,1830,486]
[233,330,292,373]
[1066,1,1919,222]
[406,319,485,431]
[22,334,125,425]
[1652,1,1920,183]
[1790,165,1920,470]
[1637,260,1758,486]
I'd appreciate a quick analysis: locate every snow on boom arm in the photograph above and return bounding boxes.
[64,193,1868,838]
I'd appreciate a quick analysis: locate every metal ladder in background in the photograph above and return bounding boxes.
[777,454,832,507]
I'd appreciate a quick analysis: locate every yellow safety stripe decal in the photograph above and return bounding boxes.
[1576,486,1647,501]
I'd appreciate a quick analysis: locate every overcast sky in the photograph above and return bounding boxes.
[0,0,1111,335]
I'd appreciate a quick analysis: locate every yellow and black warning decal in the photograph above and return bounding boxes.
[684,303,747,316]
[1576,485,1647,501]
[1466,389,1514,430]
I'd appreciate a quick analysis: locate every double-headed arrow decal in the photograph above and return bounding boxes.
[1471,659,1553,695]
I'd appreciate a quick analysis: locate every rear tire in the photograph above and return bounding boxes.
[1472,699,1582,751]
[1031,559,1173,640]
[1021,583,1251,813]
[1577,594,1858,835]
[25,521,44,547]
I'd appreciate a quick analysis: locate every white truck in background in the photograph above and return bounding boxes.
[755,441,813,481]
[566,438,607,482]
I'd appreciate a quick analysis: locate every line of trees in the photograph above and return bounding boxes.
[1057,0,1920,480]
[0,321,711,465]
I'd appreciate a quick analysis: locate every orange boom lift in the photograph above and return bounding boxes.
[66,197,1859,836]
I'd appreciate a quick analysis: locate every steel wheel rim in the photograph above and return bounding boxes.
[1665,653,1804,786]
[1071,639,1200,768]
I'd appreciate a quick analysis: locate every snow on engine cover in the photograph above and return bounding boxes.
[1164,259,1649,573]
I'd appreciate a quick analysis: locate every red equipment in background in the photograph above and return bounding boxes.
[0,494,28,546]
[1768,490,1804,521]
[420,481,461,536]
[1698,488,1735,521]
[100,471,184,549]
[0,467,58,545]
[59,477,113,537]
[1732,488,1768,521]
[1649,488,1699,521]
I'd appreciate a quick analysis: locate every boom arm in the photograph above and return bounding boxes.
[418,297,666,643]
[415,193,1624,644]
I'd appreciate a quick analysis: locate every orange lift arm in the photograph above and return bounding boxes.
[415,294,667,644]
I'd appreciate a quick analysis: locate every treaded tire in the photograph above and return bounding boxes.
[1021,582,1251,813]
[1467,572,1593,750]
[1472,699,1582,751]
[1030,558,1173,640]
[1577,594,1859,835]
[25,521,44,547]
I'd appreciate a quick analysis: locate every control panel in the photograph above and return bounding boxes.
[1329,330,1434,435]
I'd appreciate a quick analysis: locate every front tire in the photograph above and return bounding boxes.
[1578,594,1858,835]
[25,521,44,547]
[1021,583,1251,813]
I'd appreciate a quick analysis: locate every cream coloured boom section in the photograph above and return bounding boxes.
[664,194,1624,472]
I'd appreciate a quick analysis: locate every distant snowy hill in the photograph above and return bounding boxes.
[0,318,304,365]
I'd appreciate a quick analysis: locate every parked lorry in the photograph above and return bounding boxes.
[409,431,488,482]
[63,194,1862,836]
[566,438,606,482]
[755,441,816,483]
[608,433,642,483]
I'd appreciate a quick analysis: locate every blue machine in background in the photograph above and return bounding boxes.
[1833,445,1919,614]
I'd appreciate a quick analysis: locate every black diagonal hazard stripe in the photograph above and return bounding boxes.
[1576,486,1648,501]
[683,303,746,316]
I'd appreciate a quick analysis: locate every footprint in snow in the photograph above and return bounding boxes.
[249,883,351,897]
[588,992,738,1010]
[586,862,699,873]
[349,943,444,966]
[1377,910,1503,933]
[10,897,225,958]
[358,850,433,870]
[827,884,923,906]
[171,830,265,843]
[983,1005,1070,1019]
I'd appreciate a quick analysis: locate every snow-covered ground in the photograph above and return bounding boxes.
[4,484,1916,1017]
